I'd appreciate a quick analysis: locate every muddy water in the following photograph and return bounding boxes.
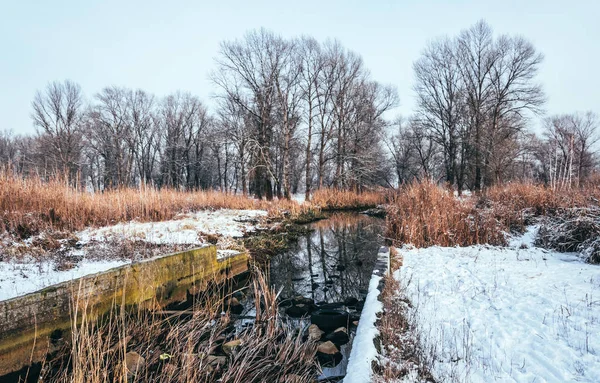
[269,213,385,379]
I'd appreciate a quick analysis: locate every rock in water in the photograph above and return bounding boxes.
[228,297,244,315]
[286,304,311,318]
[316,341,342,367]
[344,297,359,307]
[292,295,314,306]
[308,324,325,342]
[317,340,339,355]
[222,339,242,355]
[206,355,228,367]
[326,327,349,346]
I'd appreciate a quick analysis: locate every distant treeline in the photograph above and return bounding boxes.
[0,21,597,198]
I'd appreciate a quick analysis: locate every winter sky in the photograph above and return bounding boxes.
[1,0,598,135]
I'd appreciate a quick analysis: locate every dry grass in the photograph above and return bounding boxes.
[386,181,505,248]
[536,207,600,264]
[0,173,308,239]
[41,271,318,383]
[311,188,388,210]
[386,180,600,255]
[0,173,390,240]
[374,274,434,383]
[484,182,600,232]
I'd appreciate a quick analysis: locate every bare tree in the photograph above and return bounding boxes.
[413,37,464,188]
[457,20,497,190]
[31,80,84,183]
[212,29,290,200]
[298,36,324,201]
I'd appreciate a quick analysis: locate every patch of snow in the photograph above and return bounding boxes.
[0,258,129,302]
[78,209,268,246]
[508,225,539,248]
[344,273,383,383]
[396,230,600,382]
[216,249,241,259]
[291,193,307,204]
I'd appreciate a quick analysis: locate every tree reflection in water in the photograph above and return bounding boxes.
[269,213,385,303]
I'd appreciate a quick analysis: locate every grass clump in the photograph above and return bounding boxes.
[536,207,600,264]
[386,181,505,248]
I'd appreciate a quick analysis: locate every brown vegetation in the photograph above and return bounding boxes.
[484,182,600,231]
[374,274,434,382]
[386,180,600,254]
[386,180,505,248]
[0,173,297,239]
[0,173,390,241]
[42,271,318,383]
[311,188,388,210]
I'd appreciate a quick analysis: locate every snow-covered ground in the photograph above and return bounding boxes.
[78,209,268,245]
[0,209,267,302]
[395,226,600,382]
[0,258,129,302]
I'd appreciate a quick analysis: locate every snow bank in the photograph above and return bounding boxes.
[397,228,600,382]
[345,272,383,383]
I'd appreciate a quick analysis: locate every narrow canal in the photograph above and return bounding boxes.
[269,212,386,379]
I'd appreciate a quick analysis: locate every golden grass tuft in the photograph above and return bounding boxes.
[484,182,600,231]
[386,180,505,248]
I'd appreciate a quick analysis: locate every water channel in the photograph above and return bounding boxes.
[269,212,386,379]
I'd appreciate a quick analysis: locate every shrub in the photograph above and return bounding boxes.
[536,208,600,264]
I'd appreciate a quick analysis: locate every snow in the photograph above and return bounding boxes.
[344,273,383,383]
[0,258,129,302]
[77,209,268,245]
[291,193,307,204]
[216,249,242,259]
[396,228,600,382]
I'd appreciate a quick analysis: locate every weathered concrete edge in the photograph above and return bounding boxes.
[0,246,249,376]
[344,246,389,383]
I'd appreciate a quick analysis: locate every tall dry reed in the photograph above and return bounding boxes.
[0,173,305,238]
[386,180,505,248]
[311,188,387,210]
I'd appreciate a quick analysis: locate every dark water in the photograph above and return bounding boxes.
[269,212,385,378]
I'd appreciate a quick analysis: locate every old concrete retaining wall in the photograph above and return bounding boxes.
[0,245,249,376]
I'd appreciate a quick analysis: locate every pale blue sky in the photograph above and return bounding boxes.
[1,0,598,135]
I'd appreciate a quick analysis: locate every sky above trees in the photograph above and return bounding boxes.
[1,0,598,135]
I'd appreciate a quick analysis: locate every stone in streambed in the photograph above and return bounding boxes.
[222,339,242,355]
[125,351,145,378]
[206,355,228,367]
[286,304,311,318]
[344,297,358,307]
[326,327,349,346]
[292,296,314,306]
[316,341,342,367]
[228,297,244,315]
[308,324,325,342]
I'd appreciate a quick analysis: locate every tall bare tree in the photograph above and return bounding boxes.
[31,80,84,183]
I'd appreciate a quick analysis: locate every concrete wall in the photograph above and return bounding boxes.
[0,245,249,376]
